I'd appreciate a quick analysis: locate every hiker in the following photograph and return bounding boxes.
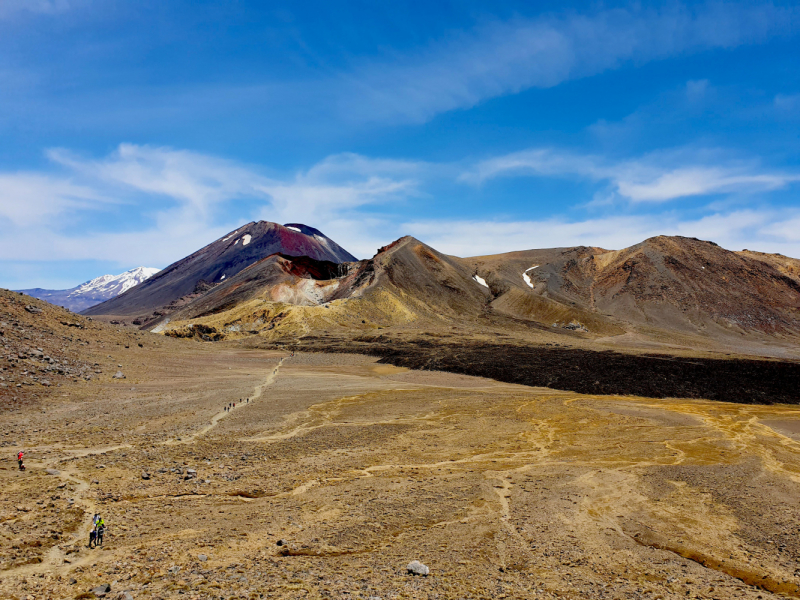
[89,526,97,548]
[92,513,100,527]
[96,518,106,546]
[17,450,24,471]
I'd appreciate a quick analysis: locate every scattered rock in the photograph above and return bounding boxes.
[113,371,126,379]
[198,554,208,562]
[276,539,287,546]
[46,468,60,476]
[407,560,429,576]
[92,583,112,597]
[141,472,151,480]
[25,305,42,314]
[97,464,106,469]
[118,592,133,600]
[168,565,180,575]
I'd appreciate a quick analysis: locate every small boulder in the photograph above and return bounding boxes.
[118,592,133,600]
[92,583,112,597]
[198,554,208,562]
[276,539,287,547]
[168,565,180,575]
[46,468,60,476]
[406,560,429,576]
[113,371,125,379]
[141,472,151,480]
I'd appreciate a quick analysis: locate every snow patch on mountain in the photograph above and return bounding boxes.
[473,275,489,288]
[522,265,539,289]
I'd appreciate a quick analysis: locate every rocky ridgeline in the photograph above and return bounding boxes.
[0,290,124,411]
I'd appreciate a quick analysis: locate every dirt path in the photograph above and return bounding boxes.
[4,445,132,578]
[165,356,286,445]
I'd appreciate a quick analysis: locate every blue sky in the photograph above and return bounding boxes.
[1,0,800,289]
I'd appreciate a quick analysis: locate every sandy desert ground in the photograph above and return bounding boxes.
[3,342,800,600]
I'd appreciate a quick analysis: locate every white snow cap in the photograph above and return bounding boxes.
[69,266,160,297]
[286,226,302,233]
[473,275,489,288]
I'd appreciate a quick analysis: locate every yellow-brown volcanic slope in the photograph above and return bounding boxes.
[3,344,800,600]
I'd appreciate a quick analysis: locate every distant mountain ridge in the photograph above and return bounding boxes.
[153,234,800,348]
[18,267,160,313]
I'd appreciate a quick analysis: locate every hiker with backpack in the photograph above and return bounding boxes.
[89,515,106,547]
[96,518,106,546]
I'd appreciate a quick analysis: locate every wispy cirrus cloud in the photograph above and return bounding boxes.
[0,145,424,270]
[48,145,273,217]
[462,147,800,202]
[3,142,800,289]
[0,172,110,227]
[333,3,800,124]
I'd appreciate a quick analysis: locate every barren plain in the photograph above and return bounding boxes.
[4,336,800,600]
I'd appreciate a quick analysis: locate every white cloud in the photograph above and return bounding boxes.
[48,145,271,217]
[0,172,110,227]
[3,142,800,290]
[255,152,423,223]
[463,147,800,202]
[333,4,799,124]
[0,145,424,273]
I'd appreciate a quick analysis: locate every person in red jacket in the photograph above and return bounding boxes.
[17,450,24,471]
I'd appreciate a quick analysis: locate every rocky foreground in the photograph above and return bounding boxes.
[3,339,800,599]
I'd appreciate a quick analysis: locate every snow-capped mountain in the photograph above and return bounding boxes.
[70,267,161,298]
[18,267,160,313]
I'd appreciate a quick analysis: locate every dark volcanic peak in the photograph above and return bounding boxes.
[166,253,352,322]
[280,223,357,263]
[83,221,356,319]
